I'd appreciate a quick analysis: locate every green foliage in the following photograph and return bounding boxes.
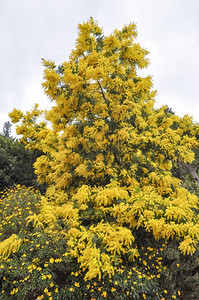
[0,133,45,192]
[161,242,199,300]
[0,186,41,240]
[0,187,166,300]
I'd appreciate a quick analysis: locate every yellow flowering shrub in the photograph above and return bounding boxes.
[3,18,199,299]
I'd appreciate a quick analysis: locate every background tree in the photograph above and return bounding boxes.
[164,109,199,194]
[0,122,45,192]
[2,121,12,139]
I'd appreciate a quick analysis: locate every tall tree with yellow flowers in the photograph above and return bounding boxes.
[9,18,199,283]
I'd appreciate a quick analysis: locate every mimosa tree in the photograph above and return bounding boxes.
[4,18,199,299]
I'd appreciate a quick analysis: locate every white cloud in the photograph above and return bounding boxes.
[1,0,199,135]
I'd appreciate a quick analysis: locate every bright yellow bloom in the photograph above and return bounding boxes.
[74,282,80,287]
[49,258,54,263]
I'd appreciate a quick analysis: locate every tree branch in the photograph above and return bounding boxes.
[180,161,199,188]
[97,80,109,104]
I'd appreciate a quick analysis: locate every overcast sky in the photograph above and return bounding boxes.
[1,0,199,135]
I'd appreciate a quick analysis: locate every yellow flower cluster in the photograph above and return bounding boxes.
[3,17,199,299]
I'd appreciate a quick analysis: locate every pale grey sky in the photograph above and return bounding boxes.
[1,0,199,135]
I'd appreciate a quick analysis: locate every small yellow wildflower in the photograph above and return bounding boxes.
[102,291,107,297]
[49,258,54,264]
[74,282,80,287]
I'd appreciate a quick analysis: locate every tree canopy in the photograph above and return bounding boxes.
[0,128,44,192]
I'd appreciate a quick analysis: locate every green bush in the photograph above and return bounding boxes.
[0,186,186,300]
[0,134,45,193]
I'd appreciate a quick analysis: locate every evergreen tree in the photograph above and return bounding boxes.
[2,121,12,139]
[0,129,45,192]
